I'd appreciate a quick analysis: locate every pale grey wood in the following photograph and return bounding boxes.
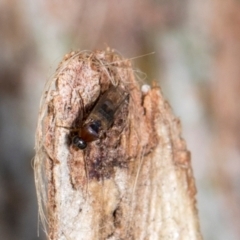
[34,49,202,240]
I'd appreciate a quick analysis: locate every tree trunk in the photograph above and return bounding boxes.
[34,49,202,240]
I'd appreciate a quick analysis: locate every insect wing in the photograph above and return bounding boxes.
[88,87,128,130]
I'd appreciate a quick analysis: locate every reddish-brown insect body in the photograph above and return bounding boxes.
[72,86,128,149]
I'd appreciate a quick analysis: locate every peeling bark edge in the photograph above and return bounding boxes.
[34,48,202,240]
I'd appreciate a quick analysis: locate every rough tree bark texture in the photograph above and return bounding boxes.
[34,49,202,240]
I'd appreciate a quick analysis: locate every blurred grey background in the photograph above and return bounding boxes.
[0,0,240,239]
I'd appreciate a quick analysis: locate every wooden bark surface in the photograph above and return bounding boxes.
[34,49,202,240]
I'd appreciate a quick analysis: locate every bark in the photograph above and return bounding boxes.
[34,49,202,240]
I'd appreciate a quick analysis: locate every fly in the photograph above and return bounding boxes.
[72,86,128,150]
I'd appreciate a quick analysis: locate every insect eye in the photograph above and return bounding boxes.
[72,136,87,149]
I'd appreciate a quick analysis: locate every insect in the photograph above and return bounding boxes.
[72,86,128,150]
